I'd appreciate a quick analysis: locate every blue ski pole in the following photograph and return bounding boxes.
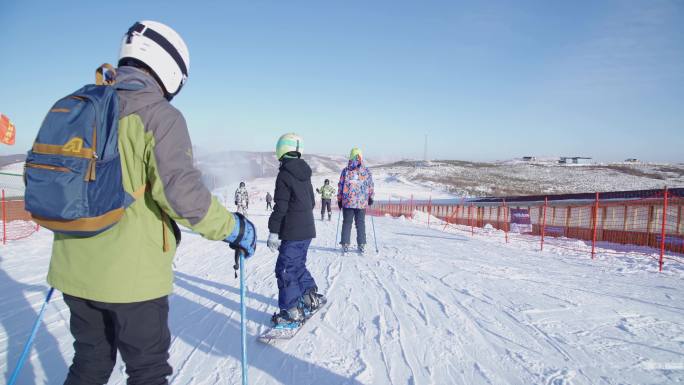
[371,215,379,253]
[335,209,341,248]
[234,250,248,385]
[8,287,55,385]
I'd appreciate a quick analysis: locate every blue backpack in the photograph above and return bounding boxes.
[24,64,144,235]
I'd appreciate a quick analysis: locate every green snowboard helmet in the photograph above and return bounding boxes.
[276,133,303,160]
[349,147,363,161]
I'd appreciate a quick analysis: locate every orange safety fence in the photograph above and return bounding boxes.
[368,187,684,272]
[1,190,40,243]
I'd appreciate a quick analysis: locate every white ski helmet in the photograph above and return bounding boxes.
[119,20,190,100]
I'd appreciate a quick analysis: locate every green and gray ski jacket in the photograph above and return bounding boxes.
[47,66,235,303]
[317,184,336,200]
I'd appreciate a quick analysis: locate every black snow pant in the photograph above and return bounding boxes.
[340,208,366,246]
[320,199,332,218]
[62,294,172,385]
[266,201,272,210]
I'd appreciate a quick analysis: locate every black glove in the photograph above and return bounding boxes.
[337,200,343,209]
[234,201,238,206]
[368,197,374,206]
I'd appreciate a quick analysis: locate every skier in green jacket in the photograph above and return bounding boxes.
[316,179,336,221]
[47,21,256,385]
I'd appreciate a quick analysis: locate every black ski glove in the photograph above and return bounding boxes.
[368,197,374,206]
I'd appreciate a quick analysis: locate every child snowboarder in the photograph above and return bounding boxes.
[265,191,273,211]
[316,179,336,221]
[234,181,249,215]
[267,133,325,328]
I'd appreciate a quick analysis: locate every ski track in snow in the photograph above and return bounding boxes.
[1,210,684,384]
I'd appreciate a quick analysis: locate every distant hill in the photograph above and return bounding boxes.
[373,159,684,196]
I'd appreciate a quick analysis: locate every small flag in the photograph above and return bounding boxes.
[0,114,16,145]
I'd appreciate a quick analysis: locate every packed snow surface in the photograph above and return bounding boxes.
[2,207,683,384]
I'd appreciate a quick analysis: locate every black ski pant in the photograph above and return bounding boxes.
[340,208,366,246]
[62,294,172,385]
[266,201,272,210]
[320,199,332,218]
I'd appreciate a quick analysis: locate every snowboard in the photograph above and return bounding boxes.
[258,298,328,343]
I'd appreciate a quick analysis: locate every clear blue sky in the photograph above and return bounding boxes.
[1,0,682,162]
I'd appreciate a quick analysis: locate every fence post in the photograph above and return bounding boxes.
[410,194,414,218]
[496,205,501,229]
[659,187,669,272]
[427,196,432,228]
[677,204,682,254]
[565,206,571,237]
[2,189,6,245]
[503,198,509,243]
[591,192,599,259]
[540,197,548,251]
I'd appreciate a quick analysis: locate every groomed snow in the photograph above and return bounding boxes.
[2,205,683,384]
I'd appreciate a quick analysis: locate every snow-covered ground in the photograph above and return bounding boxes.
[2,205,683,384]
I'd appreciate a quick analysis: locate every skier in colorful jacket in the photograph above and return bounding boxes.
[235,181,249,215]
[46,21,256,384]
[337,147,375,254]
[316,179,336,221]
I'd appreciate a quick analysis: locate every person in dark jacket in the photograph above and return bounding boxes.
[267,133,325,327]
[265,191,273,211]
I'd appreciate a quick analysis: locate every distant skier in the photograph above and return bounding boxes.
[265,191,273,211]
[235,181,249,215]
[316,179,336,221]
[338,147,375,254]
[267,133,325,329]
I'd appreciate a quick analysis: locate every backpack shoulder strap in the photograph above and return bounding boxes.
[95,63,144,91]
[95,63,116,85]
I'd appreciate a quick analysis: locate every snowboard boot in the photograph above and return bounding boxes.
[271,306,304,329]
[341,244,351,255]
[301,287,326,318]
[328,213,332,221]
[358,244,366,255]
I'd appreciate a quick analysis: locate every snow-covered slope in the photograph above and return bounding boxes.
[2,206,683,384]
